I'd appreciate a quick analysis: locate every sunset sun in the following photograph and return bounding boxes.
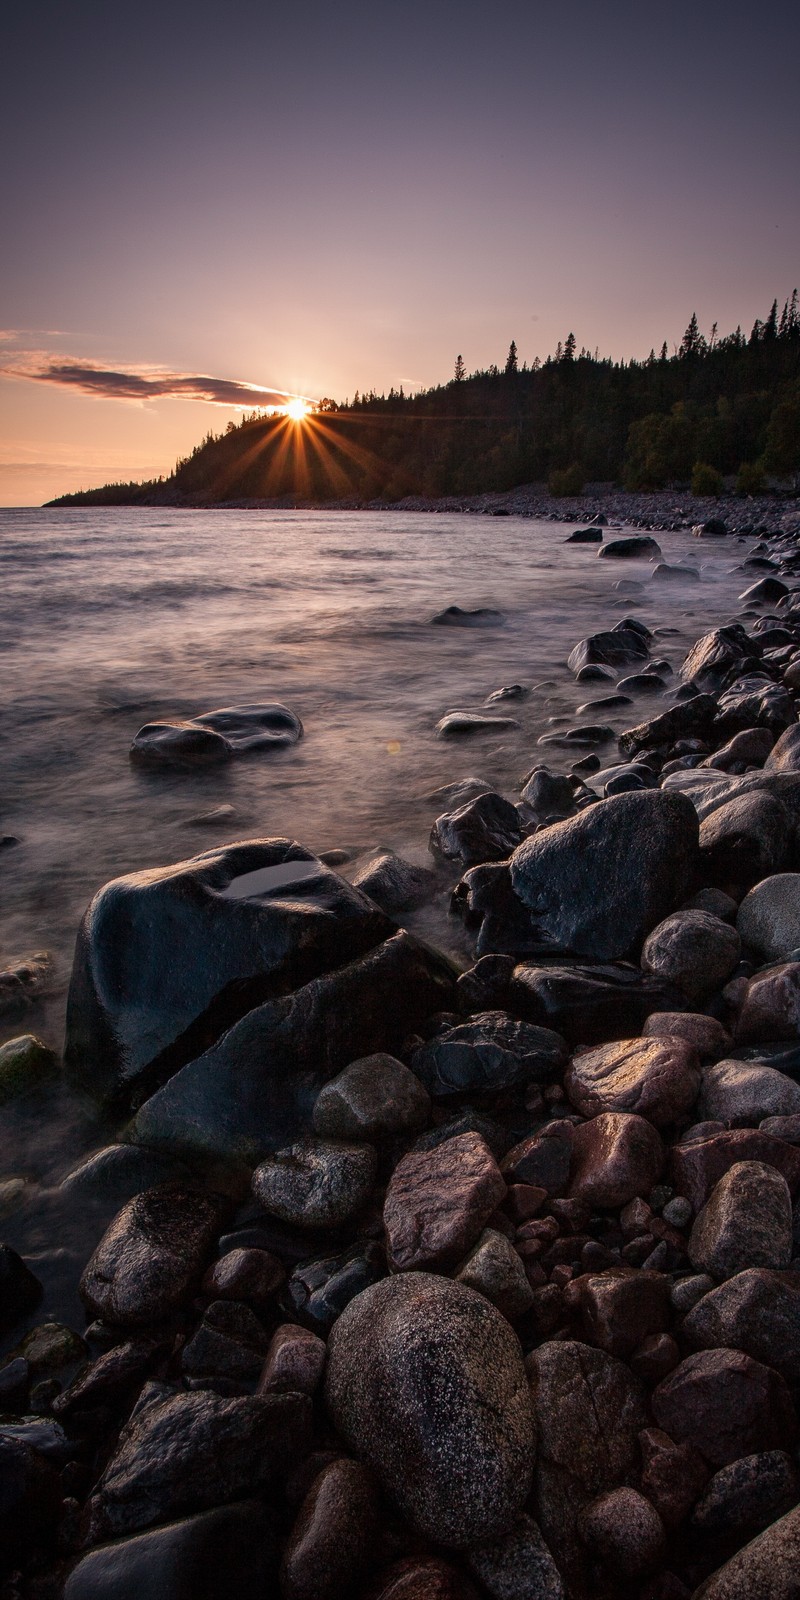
[285,397,311,421]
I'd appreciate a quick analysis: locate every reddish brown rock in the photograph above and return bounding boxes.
[201,1247,285,1307]
[735,961,800,1042]
[643,1012,731,1058]
[651,1349,797,1466]
[566,1037,700,1126]
[639,1427,710,1530]
[670,1126,800,1210]
[579,1268,671,1360]
[384,1132,506,1272]
[578,1486,665,1578]
[258,1323,327,1396]
[500,1121,574,1197]
[569,1113,665,1208]
[280,1458,380,1600]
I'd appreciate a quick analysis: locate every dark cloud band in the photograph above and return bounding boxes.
[2,354,299,407]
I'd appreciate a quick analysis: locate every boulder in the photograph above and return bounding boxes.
[467,1514,564,1600]
[519,768,576,820]
[181,1301,270,1383]
[0,1034,57,1105]
[641,913,741,1002]
[436,713,519,737]
[618,694,719,758]
[132,931,456,1165]
[566,527,603,543]
[281,1458,380,1600]
[597,537,661,560]
[411,1012,567,1097]
[692,1450,798,1538]
[430,792,523,867]
[651,1349,796,1465]
[577,1487,664,1578]
[505,791,698,961]
[699,1060,800,1123]
[688,1161,793,1279]
[130,703,303,767]
[701,727,775,771]
[0,1435,62,1569]
[565,1036,700,1126]
[671,1125,800,1210]
[63,1501,277,1600]
[735,961,800,1042]
[526,1339,647,1600]
[251,1140,376,1230]
[324,1273,535,1547]
[643,1012,731,1058]
[715,675,795,736]
[79,1187,229,1329]
[258,1323,327,1395]
[432,606,504,627]
[84,1382,310,1542]
[690,1504,800,1598]
[699,791,795,890]
[509,962,688,1046]
[383,1132,505,1272]
[765,724,800,773]
[455,1228,535,1320]
[737,874,800,960]
[65,840,394,1106]
[312,1053,431,1140]
[568,1113,665,1206]
[351,850,435,914]
[681,626,758,691]
[200,1246,285,1308]
[740,576,790,604]
[501,1122,574,1198]
[567,626,650,675]
[578,1267,671,1359]
[682,1267,800,1384]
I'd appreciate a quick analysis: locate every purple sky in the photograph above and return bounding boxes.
[2,0,799,504]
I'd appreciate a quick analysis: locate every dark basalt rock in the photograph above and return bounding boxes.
[568,625,650,675]
[0,1435,62,1569]
[84,1382,311,1543]
[132,931,457,1166]
[181,1300,271,1383]
[130,702,303,767]
[430,791,523,867]
[519,767,576,820]
[715,673,795,734]
[431,606,504,627]
[618,694,718,757]
[693,517,729,537]
[80,1187,230,1330]
[0,1243,43,1336]
[410,1011,567,1096]
[64,840,394,1107]
[739,576,790,604]
[597,536,662,559]
[53,1338,162,1419]
[566,526,603,543]
[286,1241,385,1330]
[680,624,759,690]
[64,1501,278,1600]
[351,849,435,913]
[324,1272,535,1548]
[509,962,688,1046]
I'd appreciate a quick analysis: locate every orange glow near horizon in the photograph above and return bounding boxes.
[284,397,312,422]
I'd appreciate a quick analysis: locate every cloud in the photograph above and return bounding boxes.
[0,351,306,407]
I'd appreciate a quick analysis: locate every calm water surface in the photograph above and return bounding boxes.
[0,506,756,1329]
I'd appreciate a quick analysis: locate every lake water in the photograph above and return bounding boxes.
[0,505,757,1330]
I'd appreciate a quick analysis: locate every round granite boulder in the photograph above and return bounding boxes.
[324,1272,535,1548]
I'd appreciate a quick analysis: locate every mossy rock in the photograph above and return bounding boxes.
[0,1034,57,1105]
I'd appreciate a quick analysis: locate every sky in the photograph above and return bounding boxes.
[1,0,799,505]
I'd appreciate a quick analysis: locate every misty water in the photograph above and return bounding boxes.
[0,505,757,1336]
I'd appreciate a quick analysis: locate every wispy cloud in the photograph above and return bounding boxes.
[0,351,307,407]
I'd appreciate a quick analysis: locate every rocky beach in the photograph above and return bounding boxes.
[5,496,800,1598]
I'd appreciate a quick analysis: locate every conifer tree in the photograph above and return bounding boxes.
[454,354,466,382]
[504,341,518,375]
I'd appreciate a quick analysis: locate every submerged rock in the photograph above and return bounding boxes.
[130,702,303,767]
[597,536,661,559]
[431,606,504,627]
[324,1272,535,1547]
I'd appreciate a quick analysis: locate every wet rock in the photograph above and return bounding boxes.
[352,849,436,913]
[0,1243,43,1335]
[652,561,699,582]
[257,1323,327,1395]
[527,1339,647,1600]
[430,792,523,867]
[411,1012,567,1097]
[569,1113,665,1207]
[201,1246,284,1307]
[0,1034,57,1104]
[566,527,603,543]
[520,768,577,820]
[735,961,800,1041]
[578,1268,671,1359]
[486,683,529,702]
[716,673,795,736]
[598,536,662,560]
[52,1337,161,1419]
[737,874,800,961]
[643,1012,731,1057]
[505,790,698,962]
[699,791,795,890]
[509,962,688,1047]
[681,626,758,691]
[0,1435,62,1568]
[130,702,303,766]
[79,1187,229,1329]
[567,625,650,674]
[132,931,456,1165]
[692,1450,798,1537]
[325,1272,535,1547]
[281,1457,380,1600]
[65,839,394,1106]
[578,1486,665,1577]
[436,712,519,737]
[63,1500,278,1600]
[641,913,741,1003]
[682,887,739,920]
[682,1267,800,1385]
[84,1381,311,1541]
[455,1228,535,1320]
[699,1060,800,1123]
[565,1036,700,1126]
[688,1161,793,1279]
[181,1300,270,1382]
[652,1348,796,1465]
[740,576,790,604]
[618,695,718,758]
[765,723,800,772]
[671,1125,800,1209]
[251,1140,377,1230]
[639,1426,709,1530]
[286,1241,385,1330]
[313,1053,431,1139]
[467,1513,565,1599]
[501,1122,574,1198]
[384,1132,505,1271]
[432,606,504,627]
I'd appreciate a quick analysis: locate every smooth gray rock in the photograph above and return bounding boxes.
[251,1139,377,1229]
[324,1272,535,1548]
[683,1267,800,1384]
[765,724,800,773]
[738,874,800,960]
[699,1060,800,1124]
[130,703,303,766]
[467,1513,564,1599]
[690,1504,800,1598]
[641,911,741,1002]
[699,790,795,889]
[312,1054,431,1139]
[688,1161,793,1280]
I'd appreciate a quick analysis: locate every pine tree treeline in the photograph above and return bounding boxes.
[52,296,800,506]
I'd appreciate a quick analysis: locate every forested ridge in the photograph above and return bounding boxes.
[51,296,800,506]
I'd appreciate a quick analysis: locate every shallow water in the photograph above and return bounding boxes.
[0,505,757,1329]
